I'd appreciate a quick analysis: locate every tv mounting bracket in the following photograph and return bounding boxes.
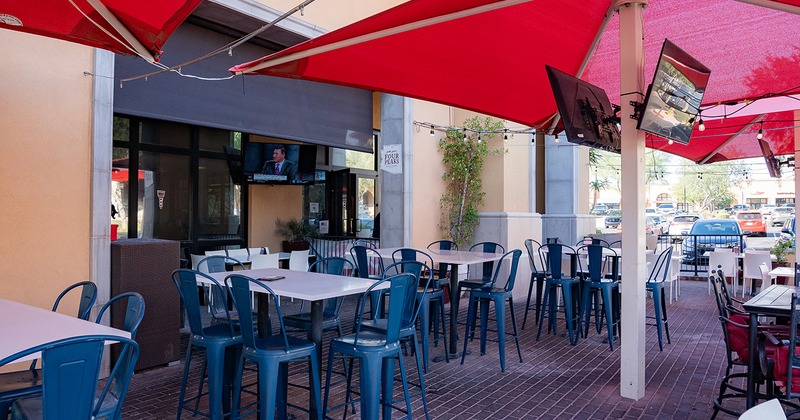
[628,101,644,121]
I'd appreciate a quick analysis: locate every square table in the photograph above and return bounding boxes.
[742,284,799,408]
[374,247,504,360]
[0,297,131,363]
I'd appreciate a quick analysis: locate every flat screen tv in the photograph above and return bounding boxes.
[545,65,621,153]
[758,138,781,178]
[637,39,711,145]
[243,142,317,184]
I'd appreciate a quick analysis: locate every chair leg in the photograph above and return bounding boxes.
[437,295,449,362]
[580,284,592,339]
[652,286,665,351]
[522,272,536,329]
[563,285,577,345]
[661,288,671,344]
[418,296,431,373]
[508,298,523,363]
[176,343,194,420]
[461,295,476,365]
[410,336,430,420]
[394,354,414,420]
[495,297,506,372]
[308,349,323,420]
[322,347,336,417]
[205,346,227,420]
[536,283,551,341]
[479,298,490,356]
[602,287,616,351]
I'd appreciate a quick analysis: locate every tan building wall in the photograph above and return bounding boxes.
[0,31,94,314]
[248,185,304,252]
[264,0,405,30]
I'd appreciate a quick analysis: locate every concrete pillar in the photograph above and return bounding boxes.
[617,0,648,400]
[379,94,413,248]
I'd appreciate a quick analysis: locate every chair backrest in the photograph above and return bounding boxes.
[709,268,730,318]
[352,239,377,249]
[190,254,205,270]
[739,399,787,420]
[577,245,618,282]
[486,249,522,292]
[743,251,772,279]
[391,248,435,270]
[226,275,290,351]
[53,281,97,321]
[645,235,658,252]
[250,253,280,269]
[226,248,249,260]
[428,240,458,278]
[351,273,417,347]
[309,257,355,316]
[708,250,737,278]
[289,250,310,271]
[524,239,545,275]
[759,262,771,287]
[171,269,237,338]
[383,261,431,328]
[647,247,673,283]
[351,245,385,279]
[469,242,505,282]
[247,247,266,256]
[95,292,146,339]
[197,255,244,274]
[786,293,800,398]
[538,243,575,280]
[205,250,227,256]
[0,335,139,420]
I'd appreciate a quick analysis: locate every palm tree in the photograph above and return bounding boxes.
[588,149,607,209]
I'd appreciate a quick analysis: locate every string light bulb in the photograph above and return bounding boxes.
[757,122,764,140]
[554,134,559,143]
[430,127,435,136]
[698,117,705,131]
[668,139,673,145]
[503,129,508,140]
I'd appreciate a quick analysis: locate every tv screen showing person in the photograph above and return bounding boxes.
[261,145,297,180]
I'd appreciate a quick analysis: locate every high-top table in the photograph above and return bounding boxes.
[742,284,798,408]
[374,247,504,360]
[202,267,385,416]
[0,297,131,363]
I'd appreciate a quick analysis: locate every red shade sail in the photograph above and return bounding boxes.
[230,0,800,163]
[0,0,202,61]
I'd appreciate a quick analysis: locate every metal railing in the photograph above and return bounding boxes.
[653,233,747,277]
[309,236,380,259]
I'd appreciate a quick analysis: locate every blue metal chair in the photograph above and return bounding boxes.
[351,245,387,318]
[283,257,355,337]
[646,247,673,351]
[461,250,523,372]
[456,242,506,296]
[172,269,242,420]
[426,240,458,287]
[2,335,139,420]
[323,273,417,420]
[536,243,582,345]
[92,292,146,420]
[225,274,322,420]
[521,238,547,329]
[577,245,621,350]
[0,281,98,418]
[197,256,246,325]
[391,248,448,372]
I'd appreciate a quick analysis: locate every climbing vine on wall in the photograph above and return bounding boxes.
[438,116,505,247]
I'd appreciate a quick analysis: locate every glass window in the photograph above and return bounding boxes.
[330,146,376,170]
[199,127,240,153]
[197,157,241,241]
[113,117,130,142]
[140,120,190,148]
[137,152,191,240]
[356,177,376,238]
[111,147,130,238]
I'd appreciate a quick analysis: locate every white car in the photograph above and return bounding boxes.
[760,204,777,216]
[772,206,795,227]
[669,214,702,236]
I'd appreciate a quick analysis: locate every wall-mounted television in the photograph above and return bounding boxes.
[637,39,711,145]
[545,65,621,153]
[758,138,781,178]
[243,142,317,184]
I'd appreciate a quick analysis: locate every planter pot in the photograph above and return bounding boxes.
[282,240,309,252]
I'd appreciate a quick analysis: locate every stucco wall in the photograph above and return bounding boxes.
[0,31,94,313]
[263,0,405,31]
[248,185,304,252]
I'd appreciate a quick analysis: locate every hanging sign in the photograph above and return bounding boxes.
[380,144,402,174]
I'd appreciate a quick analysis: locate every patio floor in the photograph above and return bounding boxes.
[121,279,742,419]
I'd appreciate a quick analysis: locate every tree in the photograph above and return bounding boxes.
[673,162,747,212]
[439,116,505,247]
[588,149,608,209]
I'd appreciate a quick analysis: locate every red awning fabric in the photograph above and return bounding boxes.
[230,0,800,163]
[0,0,201,61]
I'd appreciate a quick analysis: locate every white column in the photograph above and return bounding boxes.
[795,109,800,264]
[616,0,648,400]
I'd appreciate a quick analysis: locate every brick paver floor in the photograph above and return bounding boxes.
[122,279,747,419]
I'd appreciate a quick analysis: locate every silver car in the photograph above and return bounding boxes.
[771,206,795,227]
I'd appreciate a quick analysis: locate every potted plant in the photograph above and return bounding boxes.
[275,218,319,252]
[770,236,796,268]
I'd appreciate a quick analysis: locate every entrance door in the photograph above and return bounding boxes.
[327,169,357,236]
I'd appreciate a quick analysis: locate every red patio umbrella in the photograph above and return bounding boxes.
[0,0,202,62]
[229,0,800,163]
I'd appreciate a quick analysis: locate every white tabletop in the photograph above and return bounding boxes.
[0,298,131,363]
[375,247,503,265]
[203,268,384,301]
[769,266,794,278]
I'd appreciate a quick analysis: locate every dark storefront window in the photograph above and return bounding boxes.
[138,151,191,240]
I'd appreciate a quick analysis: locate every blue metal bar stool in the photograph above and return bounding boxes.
[460,250,523,372]
[577,245,621,350]
[351,245,387,318]
[391,248,448,372]
[172,269,242,420]
[225,274,322,420]
[521,239,547,329]
[646,247,673,351]
[323,273,417,420]
[536,243,582,345]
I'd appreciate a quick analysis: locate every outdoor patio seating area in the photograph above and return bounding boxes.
[121,279,732,419]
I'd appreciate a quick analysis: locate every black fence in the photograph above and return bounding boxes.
[653,233,747,277]
[309,236,380,259]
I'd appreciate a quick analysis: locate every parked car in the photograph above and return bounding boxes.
[669,214,701,236]
[782,216,795,239]
[591,204,609,215]
[657,203,675,215]
[771,206,795,227]
[785,203,796,209]
[646,215,664,235]
[604,210,621,229]
[682,219,746,264]
[760,204,777,216]
[731,204,749,213]
[735,211,766,236]
[645,208,658,216]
